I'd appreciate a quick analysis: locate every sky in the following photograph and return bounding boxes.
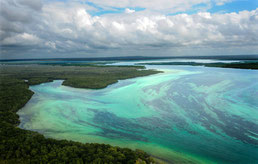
[0,0,258,59]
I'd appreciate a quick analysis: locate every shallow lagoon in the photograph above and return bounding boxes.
[18,65,258,163]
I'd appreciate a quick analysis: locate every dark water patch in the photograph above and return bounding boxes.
[212,107,258,145]
[86,109,150,141]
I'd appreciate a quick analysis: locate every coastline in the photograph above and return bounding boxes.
[0,65,160,163]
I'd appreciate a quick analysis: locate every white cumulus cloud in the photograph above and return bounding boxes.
[0,0,258,58]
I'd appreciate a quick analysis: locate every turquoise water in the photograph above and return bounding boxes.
[18,65,258,163]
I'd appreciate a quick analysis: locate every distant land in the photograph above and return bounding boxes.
[1,54,258,62]
[140,61,258,70]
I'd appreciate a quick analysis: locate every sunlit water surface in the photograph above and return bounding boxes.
[18,65,258,163]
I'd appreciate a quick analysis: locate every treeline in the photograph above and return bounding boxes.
[0,65,161,88]
[0,65,158,163]
[1,121,152,163]
[141,61,258,69]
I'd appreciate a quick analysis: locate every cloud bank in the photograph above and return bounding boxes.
[0,0,258,59]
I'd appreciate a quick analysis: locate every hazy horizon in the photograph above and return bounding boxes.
[0,54,258,61]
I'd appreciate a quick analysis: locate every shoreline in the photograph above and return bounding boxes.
[16,73,215,164]
[0,65,160,163]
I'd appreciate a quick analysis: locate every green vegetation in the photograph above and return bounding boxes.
[1,65,160,88]
[140,61,258,69]
[0,65,160,163]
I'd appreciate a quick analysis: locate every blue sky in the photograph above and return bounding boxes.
[0,0,257,59]
[51,0,258,16]
[208,0,258,13]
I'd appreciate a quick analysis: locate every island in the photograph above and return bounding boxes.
[0,64,161,163]
[139,61,258,69]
